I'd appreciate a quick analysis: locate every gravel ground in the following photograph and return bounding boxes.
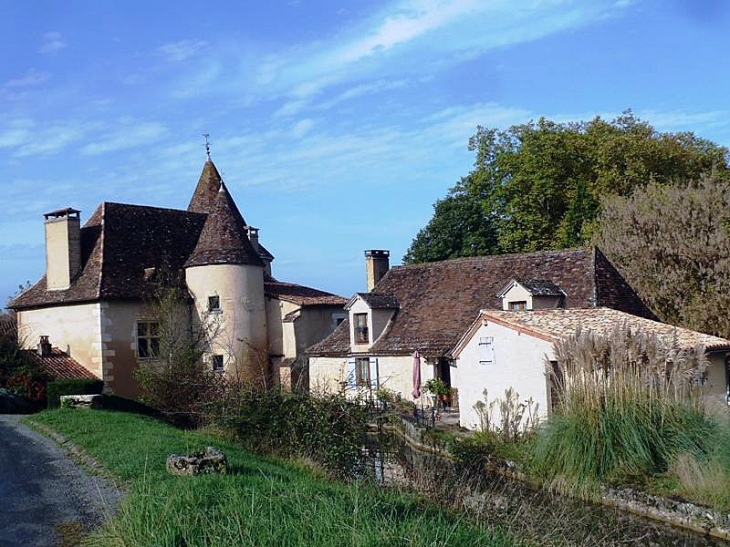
[0,414,121,547]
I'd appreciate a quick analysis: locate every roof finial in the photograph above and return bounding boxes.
[203,133,211,160]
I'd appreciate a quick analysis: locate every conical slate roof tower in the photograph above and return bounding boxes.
[184,182,263,268]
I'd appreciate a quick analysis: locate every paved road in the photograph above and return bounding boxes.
[0,415,120,547]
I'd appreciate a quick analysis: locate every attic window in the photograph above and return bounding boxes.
[508,301,527,311]
[354,313,369,344]
[212,355,224,372]
[208,296,221,312]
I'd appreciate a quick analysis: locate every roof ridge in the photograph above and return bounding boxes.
[393,246,593,271]
[103,201,207,216]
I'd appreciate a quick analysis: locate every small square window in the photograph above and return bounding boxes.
[208,296,221,312]
[212,355,224,371]
[508,301,527,311]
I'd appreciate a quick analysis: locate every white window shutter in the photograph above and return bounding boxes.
[346,359,357,389]
[368,357,378,390]
[479,337,495,364]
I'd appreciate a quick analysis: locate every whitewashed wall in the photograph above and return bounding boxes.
[454,321,553,430]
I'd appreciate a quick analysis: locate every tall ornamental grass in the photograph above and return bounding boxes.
[530,324,716,488]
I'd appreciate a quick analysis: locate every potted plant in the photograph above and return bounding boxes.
[424,378,452,406]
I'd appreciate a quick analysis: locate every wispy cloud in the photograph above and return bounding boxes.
[3,69,49,89]
[80,120,168,155]
[39,31,66,54]
[158,39,208,62]
[291,118,316,139]
[254,0,629,104]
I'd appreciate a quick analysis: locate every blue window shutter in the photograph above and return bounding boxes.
[346,359,357,389]
[479,337,495,365]
[368,357,378,390]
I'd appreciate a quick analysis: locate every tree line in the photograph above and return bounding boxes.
[404,111,730,338]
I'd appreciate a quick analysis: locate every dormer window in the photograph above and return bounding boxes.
[497,279,565,311]
[354,313,369,343]
[208,295,221,312]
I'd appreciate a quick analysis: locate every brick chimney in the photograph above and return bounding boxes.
[37,335,52,357]
[44,208,81,291]
[365,250,390,292]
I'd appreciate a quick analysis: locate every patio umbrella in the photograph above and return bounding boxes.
[411,350,421,399]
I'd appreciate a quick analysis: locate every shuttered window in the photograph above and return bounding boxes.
[479,336,494,365]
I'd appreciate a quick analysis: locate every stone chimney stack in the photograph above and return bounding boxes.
[37,335,52,357]
[365,250,390,292]
[44,208,82,291]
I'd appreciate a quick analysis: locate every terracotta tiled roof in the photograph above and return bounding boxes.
[21,348,98,380]
[265,278,347,307]
[478,308,730,352]
[348,292,399,309]
[308,247,655,358]
[309,318,352,357]
[185,183,263,268]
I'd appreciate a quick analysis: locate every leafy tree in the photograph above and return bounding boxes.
[134,286,225,426]
[594,176,730,338]
[403,176,498,263]
[405,112,729,262]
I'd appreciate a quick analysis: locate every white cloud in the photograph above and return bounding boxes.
[3,69,49,89]
[39,32,66,54]
[291,118,316,139]
[81,121,168,155]
[158,40,208,62]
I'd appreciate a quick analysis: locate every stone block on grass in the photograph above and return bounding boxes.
[166,447,228,476]
[59,394,103,409]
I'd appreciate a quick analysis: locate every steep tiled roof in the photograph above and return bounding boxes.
[265,277,347,307]
[10,203,207,309]
[188,159,224,214]
[348,292,399,310]
[476,308,730,353]
[185,183,263,268]
[308,247,655,358]
[309,318,352,357]
[21,348,98,380]
[9,160,281,310]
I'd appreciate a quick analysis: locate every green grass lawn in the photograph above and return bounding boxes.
[28,409,521,547]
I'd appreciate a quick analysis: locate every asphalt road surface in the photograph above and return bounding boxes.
[0,415,120,547]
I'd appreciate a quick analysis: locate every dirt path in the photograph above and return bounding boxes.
[0,415,121,547]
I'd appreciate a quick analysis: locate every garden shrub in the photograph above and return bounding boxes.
[47,379,104,408]
[211,386,368,476]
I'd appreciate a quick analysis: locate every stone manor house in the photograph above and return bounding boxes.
[9,159,346,397]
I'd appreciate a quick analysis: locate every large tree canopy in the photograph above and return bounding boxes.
[595,177,730,339]
[404,112,729,263]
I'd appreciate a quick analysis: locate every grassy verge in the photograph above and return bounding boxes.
[28,409,521,547]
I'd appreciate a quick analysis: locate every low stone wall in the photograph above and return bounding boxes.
[382,413,730,541]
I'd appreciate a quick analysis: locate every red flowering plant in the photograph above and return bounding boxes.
[0,314,48,403]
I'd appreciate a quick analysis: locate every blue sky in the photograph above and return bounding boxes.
[2,0,730,305]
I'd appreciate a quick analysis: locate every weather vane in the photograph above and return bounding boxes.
[203,133,211,160]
